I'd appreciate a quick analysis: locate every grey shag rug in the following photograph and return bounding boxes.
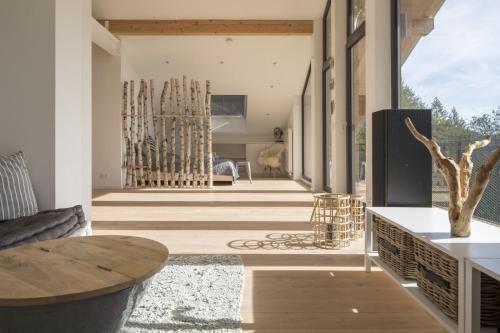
[121,255,244,333]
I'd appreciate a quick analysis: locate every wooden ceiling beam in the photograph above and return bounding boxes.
[100,19,314,36]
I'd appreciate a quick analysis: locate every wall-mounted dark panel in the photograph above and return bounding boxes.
[372,109,432,207]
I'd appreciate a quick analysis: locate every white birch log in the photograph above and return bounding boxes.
[150,79,160,187]
[137,80,144,186]
[122,81,130,187]
[191,79,199,187]
[144,81,153,187]
[177,78,185,188]
[184,76,192,187]
[170,78,177,187]
[205,80,213,188]
[160,81,169,187]
[130,81,138,187]
[196,81,205,185]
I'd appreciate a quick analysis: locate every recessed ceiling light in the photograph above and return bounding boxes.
[273,61,278,65]
[165,60,170,64]
[225,38,233,45]
[220,60,225,64]
[266,113,271,116]
[269,85,274,88]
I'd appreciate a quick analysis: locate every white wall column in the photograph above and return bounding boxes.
[92,46,122,188]
[331,0,348,194]
[0,0,92,217]
[365,0,392,205]
[310,18,323,192]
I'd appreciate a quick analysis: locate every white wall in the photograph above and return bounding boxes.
[55,0,92,216]
[331,0,348,194]
[365,0,392,205]
[286,95,302,180]
[0,0,92,217]
[0,0,56,210]
[92,45,122,188]
[310,19,324,192]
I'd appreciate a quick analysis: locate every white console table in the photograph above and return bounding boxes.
[465,259,500,333]
[365,207,500,333]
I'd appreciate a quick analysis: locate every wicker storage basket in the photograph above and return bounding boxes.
[374,216,417,280]
[414,238,459,322]
[481,272,500,327]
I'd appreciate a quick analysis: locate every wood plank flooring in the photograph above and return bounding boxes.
[92,179,446,332]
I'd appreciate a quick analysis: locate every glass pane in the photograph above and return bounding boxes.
[325,9,332,59]
[351,0,365,31]
[211,95,246,117]
[303,76,313,180]
[400,0,500,225]
[324,68,332,189]
[351,38,366,198]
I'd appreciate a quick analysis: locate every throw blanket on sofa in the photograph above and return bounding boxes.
[0,205,87,250]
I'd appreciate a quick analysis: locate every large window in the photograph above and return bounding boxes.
[302,65,312,182]
[211,95,247,118]
[323,0,333,191]
[347,0,366,198]
[397,0,500,224]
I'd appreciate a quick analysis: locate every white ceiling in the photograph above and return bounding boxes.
[121,36,311,137]
[93,0,327,20]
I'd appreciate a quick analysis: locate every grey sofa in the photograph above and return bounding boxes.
[0,205,91,250]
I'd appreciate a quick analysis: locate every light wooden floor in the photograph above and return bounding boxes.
[92,179,446,332]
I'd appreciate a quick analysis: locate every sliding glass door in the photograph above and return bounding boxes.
[347,0,366,197]
[302,65,312,182]
[322,0,333,191]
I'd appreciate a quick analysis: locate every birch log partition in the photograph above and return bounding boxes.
[150,79,160,187]
[160,81,169,185]
[143,81,153,187]
[196,81,205,184]
[129,81,137,187]
[121,76,214,188]
[205,80,213,188]
[191,80,199,187]
[184,76,192,188]
[169,78,176,187]
[136,81,144,186]
[176,78,185,188]
[122,81,130,187]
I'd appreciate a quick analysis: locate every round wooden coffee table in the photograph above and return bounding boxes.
[0,235,168,333]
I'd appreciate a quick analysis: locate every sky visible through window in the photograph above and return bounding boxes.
[402,0,500,120]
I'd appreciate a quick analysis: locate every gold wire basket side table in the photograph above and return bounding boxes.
[350,194,365,239]
[311,193,351,249]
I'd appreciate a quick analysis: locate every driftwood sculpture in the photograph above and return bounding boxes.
[122,76,213,189]
[405,118,500,237]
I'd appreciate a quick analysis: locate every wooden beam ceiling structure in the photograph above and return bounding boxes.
[100,19,314,36]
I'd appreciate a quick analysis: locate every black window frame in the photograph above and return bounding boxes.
[322,0,332,192]
[346,0,366,194]
[301,64,312,183]
[391,0,400,109]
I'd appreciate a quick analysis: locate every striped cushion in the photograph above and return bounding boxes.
[0,152,38,221]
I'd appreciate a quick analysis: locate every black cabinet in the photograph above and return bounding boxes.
[372,109,432,207]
